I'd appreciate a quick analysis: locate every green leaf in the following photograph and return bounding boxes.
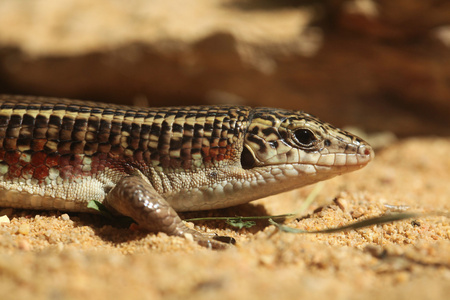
[87,200,104,211]
[87,200,135,226]
[226,218,257,229]
[87,200,113,218]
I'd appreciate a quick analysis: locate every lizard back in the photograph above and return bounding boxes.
[0,95,251,211]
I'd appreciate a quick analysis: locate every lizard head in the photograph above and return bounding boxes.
[240,108,374,184]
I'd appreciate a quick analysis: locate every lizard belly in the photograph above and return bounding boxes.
[0,168,122,212]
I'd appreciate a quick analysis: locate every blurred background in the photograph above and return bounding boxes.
[0,0,449,136]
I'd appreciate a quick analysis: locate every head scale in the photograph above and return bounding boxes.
[240,108,373,188]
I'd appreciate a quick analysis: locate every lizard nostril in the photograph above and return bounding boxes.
[360,146,374,158]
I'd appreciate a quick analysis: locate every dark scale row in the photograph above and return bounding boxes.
[0,96,252,183]
[140,106,250,169]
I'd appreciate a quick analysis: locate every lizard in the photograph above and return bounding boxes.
[0,95,374,248]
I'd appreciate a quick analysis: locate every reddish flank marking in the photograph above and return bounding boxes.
[159,156,170,168]
[8,164,22,178]
[90,153,108,173]
[69,154,83,166]
[19,153,30,166]
[59,165,73,179]
[219,140,227,147]
[33,165,50,180]
[169,159,181,169]
[133,150,143,162]
[45,153,59,167]
[3,138,17,150]
[88,166,98,174]
[31,151,47,167]
[72,165,83,177]
[90,157,99,169]
[21,164,35,179]
[201,147,209,157]
[59,155,71,167]
[182,159,191,169]
[4,151,20,165]
[94,152,108,162]
[88,153,115,175]
[209,148,219,158]
[31,139,46,151]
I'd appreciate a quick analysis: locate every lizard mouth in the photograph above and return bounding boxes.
[240,143,374,170]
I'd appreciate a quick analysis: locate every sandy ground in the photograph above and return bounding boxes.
[0,137,449,300]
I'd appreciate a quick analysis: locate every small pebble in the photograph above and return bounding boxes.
[61,214,70,221]
[0,215,10,224]
[334,197,348,211]
[18,223,30,235]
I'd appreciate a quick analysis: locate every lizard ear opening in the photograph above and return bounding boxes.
[240,146,256,169]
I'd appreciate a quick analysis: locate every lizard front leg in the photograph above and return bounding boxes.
[104,171,233,249]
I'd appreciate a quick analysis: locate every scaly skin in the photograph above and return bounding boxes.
[0,95,374,248]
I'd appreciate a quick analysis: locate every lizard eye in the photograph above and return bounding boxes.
[292,129,316,147]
